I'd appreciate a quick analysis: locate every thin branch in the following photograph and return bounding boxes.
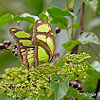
[71,1,84,54]
[71,17,73,40]
[90,44,100,59]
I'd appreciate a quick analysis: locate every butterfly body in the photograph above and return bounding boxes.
[9,19,59,68]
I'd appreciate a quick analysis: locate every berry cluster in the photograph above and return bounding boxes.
[69,78,84,93]
[0,52,90,99]
[0,40,11,50]
[12,44,18,56]
[0,40,18,56]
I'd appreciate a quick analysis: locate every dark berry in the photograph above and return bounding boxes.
[4,40,11,46]
[12,49,16,53]
[80,89,84,93]
[0,43,5,49]
[55,27,61,33]
[77,84,83,90]
[14,44,17,48]
[27,74,30,77]
[8,85,12,89]
[14,52,18,56]
[16,97,19,99]
[72,81,78,88]
[4,90,7,93]
[75,78,79,83]
[69,81,73,86]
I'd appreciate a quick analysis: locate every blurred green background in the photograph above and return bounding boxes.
[0,0,100,100]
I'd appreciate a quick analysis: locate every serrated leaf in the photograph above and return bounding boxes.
[47,7,77,19]
[13,16,35,24]
[78,32,100,45]
[50,17,68,29]
[62,40,80,51]
[53,74,63,81]
[50,75,70,100]
[0,13,12,28]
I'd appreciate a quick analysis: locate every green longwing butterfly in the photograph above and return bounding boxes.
[9,19,59,69]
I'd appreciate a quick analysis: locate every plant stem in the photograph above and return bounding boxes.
[66,0,69,10]
[71,17,73,40]
[67,28,70,41]
[44,88,47,98]
[89,44,100,59]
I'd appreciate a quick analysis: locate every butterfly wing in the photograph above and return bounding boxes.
[33,19,55,56]
[9,28,32,62]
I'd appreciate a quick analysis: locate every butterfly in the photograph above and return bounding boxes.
[9,19,59,69]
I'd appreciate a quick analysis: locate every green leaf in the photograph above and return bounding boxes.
[78,32,100,45]
[39,13,48,22]
[81,0,98,12]
[91,61,100,72]
[53,74,63,81]
[87,68,100,79]
[96,0,100,15]
[50,17,68,29]
[68,87,95,100]
[86,61,100,79]
[68,0,75,10]
[24,98,36,100]
[0,13,12,28]
[56,60,65,68]
[13,16,35,24]
[50,75,70,100]
[62,40,80,51]
[47,7,77,19]
[73,23,79,28]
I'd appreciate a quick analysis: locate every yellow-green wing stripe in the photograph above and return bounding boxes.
[38,46,49,63]
[37,24,51,33]
[28,50,34,54]
[47,37,54,54]
[19,40,31,46]
[27,54,34,59]
[36,35,46,42]
[15,31,30,38]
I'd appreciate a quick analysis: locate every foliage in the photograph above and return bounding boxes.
[0,52,92,100]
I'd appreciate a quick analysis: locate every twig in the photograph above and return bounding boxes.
[89,44,100,59]
[71,17,73,40]
[71,1,84,54]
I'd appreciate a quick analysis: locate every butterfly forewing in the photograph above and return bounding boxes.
[9,28,32,61]
[33,19,56,55]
